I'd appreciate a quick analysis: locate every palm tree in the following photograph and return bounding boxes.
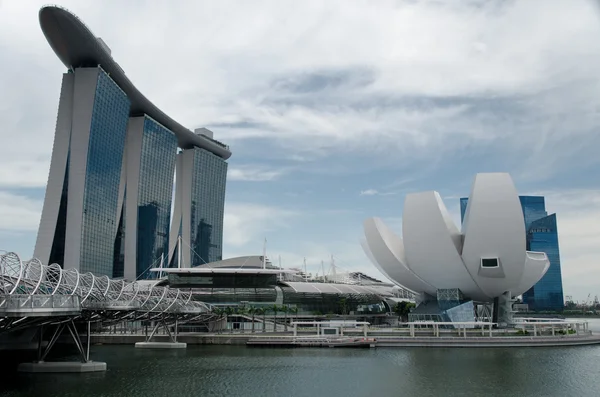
[225,306,234,333]
[281,305,289,332]
[338,297,348,315]
[248,306,257,333]
[271,304,280,332]
[211,306,225,334]
[256,307,267,333]
[289,306,298,327]
[236,306,248,333]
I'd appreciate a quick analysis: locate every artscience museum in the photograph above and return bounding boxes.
[361,173,552,325]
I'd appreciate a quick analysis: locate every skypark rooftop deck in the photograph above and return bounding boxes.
[39,5,231,158]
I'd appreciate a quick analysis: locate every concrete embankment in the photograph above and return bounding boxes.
[90,333,600,348]
[375,335,600,347]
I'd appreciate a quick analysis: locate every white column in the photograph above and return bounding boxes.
[123,117,144,281]
[34,72,75,265]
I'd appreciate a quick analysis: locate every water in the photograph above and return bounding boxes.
[1,318,600,397]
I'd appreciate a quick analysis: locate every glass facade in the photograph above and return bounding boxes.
[445,301,475,325]
[280,288,385,315]
[524,213,564,311]
[80,68,131,276]
[169,273,278,288]
[460,195,564,311]
[135,117,178,278]
[189,148,228,266]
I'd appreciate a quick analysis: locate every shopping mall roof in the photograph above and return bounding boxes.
[149,267,294,275]
[281,281,392,296]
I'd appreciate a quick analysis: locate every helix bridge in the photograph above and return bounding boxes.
[0,251,217,365]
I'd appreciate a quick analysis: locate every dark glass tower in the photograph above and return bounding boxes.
[169,143,228,268]
[519,197,564,311]
[189,149,227,266]
[122,116,178,280]
[36,6,232,279]
[460,195,564,311]
[35,67,131,276]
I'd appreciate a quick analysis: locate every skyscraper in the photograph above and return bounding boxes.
[34,6,231,280]
[168,128,228,268]
[35,67,131,276]
[460,195,564,311]
[121,116,178,280]
[518,197,564,311]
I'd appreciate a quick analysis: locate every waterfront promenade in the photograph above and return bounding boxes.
[90,332,600,348]
[89,319,600,348]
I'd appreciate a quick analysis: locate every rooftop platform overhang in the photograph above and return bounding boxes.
[39,5,231,159]
[281,281,390,296]
[149,268,295,275]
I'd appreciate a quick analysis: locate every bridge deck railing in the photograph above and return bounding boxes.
[0,252,211,322]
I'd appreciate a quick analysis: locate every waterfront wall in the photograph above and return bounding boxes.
[89,333,600,348]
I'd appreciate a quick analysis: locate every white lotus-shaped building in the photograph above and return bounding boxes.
[361,173,550,303]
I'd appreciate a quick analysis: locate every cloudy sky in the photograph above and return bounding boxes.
[1,0,599,301]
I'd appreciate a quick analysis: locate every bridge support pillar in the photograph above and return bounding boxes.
[135,315,186,349]
[18,319,106,373]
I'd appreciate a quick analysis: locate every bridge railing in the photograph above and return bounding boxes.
[0,294,81,314]
[0,252,211,319]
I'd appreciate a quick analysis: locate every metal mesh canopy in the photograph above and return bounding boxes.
[0,251,211,322]
[282,281,393,296]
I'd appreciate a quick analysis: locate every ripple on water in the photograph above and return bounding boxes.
[2,344,600,397]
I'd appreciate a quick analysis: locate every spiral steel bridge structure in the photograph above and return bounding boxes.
[0,251,214,334]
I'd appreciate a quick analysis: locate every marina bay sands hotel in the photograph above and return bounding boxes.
[34,6,231,281]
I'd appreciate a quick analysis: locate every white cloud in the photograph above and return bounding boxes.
[0,191,42,232]
[0,159,50,188]
[360,189,399,196]
[223,202,298,248]
[228,166,285,181]
[360,189,379,196]
[0,0,598,301]
[1,0,598,177]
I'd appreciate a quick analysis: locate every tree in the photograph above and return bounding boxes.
[256,307,267,333]
[211,306,225,334]
[394,301,416,322]
[271,304,280,332]
[225,306,234,332]
[338,297,348,315]
[281,305,289,332]
[289,306,298,330]
[235,306,248,333]
[248,306,257,333]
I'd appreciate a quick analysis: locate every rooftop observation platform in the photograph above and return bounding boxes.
[38,5,231,159]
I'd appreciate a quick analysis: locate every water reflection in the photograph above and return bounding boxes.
[2,343,600,397]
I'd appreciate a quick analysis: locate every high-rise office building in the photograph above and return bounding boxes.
[35,6,231,280]
[460,195,564,311]
[169,129,228,268]
[35,67,131,276]
[518,197,564,311]
[121,116,178,280]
